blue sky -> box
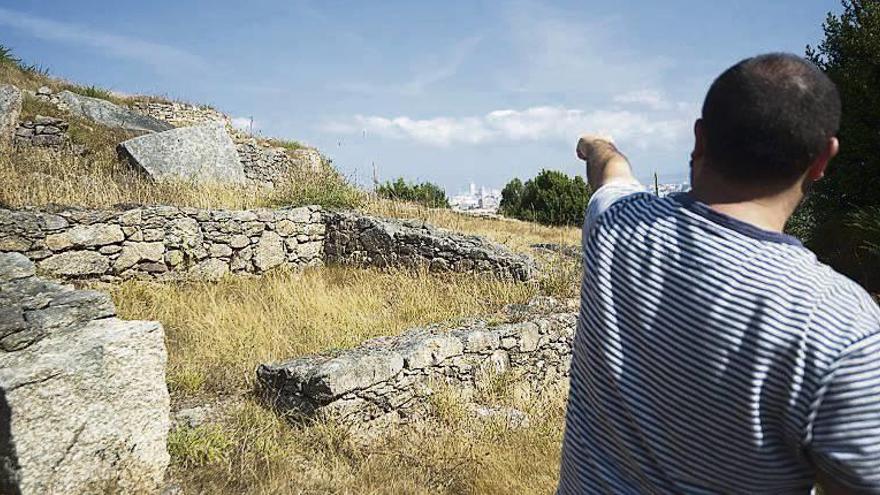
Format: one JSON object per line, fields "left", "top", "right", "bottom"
{"left": 0, "top": 0, "right": 839, "bottom": 193}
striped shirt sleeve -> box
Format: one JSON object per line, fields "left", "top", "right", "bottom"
{"left": 808, "top": 330, "right": 880, "bottom": 492}
{"left": 583, "top": 180, "right": 645, "bottom": 233}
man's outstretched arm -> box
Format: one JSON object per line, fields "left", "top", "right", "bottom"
{"left": 576, "top": 135, "right": 644, "bottom": 232}
{"left": 576, "top": 135, "right": 638, "bottom": 189}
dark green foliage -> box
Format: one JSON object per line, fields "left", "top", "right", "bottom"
{"left": 802, "top": 0, "right": 880, "bottom": 288}
{"left": 499, "top": 178, "right": 524, "bottom": 216}
{"left": 499, "top": 170, "right": 591, "bottom": 226}
{"left": 377, "top": 177, "right": 449, "bottom": 208}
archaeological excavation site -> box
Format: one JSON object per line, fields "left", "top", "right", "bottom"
{"left": 0, "top": 55, "right": 582, "bottom": 494}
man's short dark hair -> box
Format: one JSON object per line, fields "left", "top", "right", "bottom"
{"left": 701, "top": 53, "right": 841, "bottom": 184}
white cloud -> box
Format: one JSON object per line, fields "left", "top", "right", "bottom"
{"left": 323, "top": 105, "right": 690, "bottom": 149}
{"left": 0, "top": 7, "right": 207, "bottom": 75}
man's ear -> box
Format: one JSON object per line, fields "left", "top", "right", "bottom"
{"left": 692, "top": 119, "right": 706, "bottom": 161}
{"left": 808, "top": 136, "right": 839, "bottom": 181}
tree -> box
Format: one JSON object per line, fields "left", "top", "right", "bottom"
{"left": 499, "top": 178, "right": 524, "bottom": 217}
{"left": 499, "top": 170, "right": 592, "bottom": 226}
{"left": 801, "top": 0, "right": 880, "bottom": 288}
{"left": 376, "top": 177, "right": 449, "bottom": 208}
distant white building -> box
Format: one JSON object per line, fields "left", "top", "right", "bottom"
{"left": 450, "top": 182, "right": 502, "bottom": 213}
{"left": 655, "top": 182, "right": 690, "bottom": 197}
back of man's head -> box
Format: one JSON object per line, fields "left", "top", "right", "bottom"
{"left": 700, "top": 53, "right": 841, "bottom": 186}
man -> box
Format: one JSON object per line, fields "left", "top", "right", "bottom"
{"left": 558, "top": 53, "right": 880, "bottom": 494}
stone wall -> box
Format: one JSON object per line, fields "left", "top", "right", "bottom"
{"left": 236, "top": 139, "right": 325, "bottom": 186}
{"left": 0, "top": 206, "right": 535, "bottom": 284}
{"left": 257, "top": 297, "right": 576, "bottom": 428}
{"left": 0, "top": 253, "right": 169, "bottom": 493}
{"left": 0, "top": 206, "right": 325, "bottom": 282}
{"left": 324, "top": 211, "right": 535, "bottom": 281}
{"left": 128, "top": 100, "right": 231, "bottom": 128}
{"left": 13, "top": 115, "right": 71, "bottom": 148}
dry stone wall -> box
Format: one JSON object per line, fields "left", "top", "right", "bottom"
{"left": 0, "top": 206, "right": 534, "bottom": 284}
{"left": 257, "top": 297, "right": 576, "bottom": 428}
{"left": 325, "top": 211, "right": 535, "bottom": 281}
{"left": 13, "top": 115, "right": 71, "bottom": 148}
{"left": 236, "top": 139, "right": 325, "bottom": 186}
{"left": 0, "top": 253, "right": 169, "bottom": 494}
{"left": 0, "top": 206, "right": 325, "bottom": 282}
{"left": 129, "top": 99, "right": 231, "bottom": 128}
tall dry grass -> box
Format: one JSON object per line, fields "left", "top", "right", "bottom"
{"left": 111, "top": 265, "right": 573, "bottom": 494}
{"left": 111, "top": 266, "right": 538, "bottom": 397}
{"left": 365, "top": 198, "right": 580, "bottom": 254}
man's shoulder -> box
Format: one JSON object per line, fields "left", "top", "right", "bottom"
{"left": 807, "top": 261, "right": 880, "bottom": 346}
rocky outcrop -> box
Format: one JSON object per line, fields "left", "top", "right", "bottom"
{"left": 0, "top": 84, "right": 22, "bottom": 144}
{"left": 324, "top": 211, "right": 535, "bottom": 281}
{"left": 54, "top": 90, "right": 173, "bottom": 134}
{"left": 257, "top": 298, "right": 576, "bottom": 428}
{"left": 118, "top": 123, "right": 246, "bottom": 184}
{"left": 0, "top": 253, "right": 169, "bottom": 494}
{"left": 0, "top": 205, "right": 325, "bottom": 282}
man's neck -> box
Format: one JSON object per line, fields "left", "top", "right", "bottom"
{"left": 689, "top": 177, "right": 803, "bottom": 234}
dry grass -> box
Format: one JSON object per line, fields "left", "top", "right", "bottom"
{"left": 111, "top": 266, "right": 538, "bottom": 397}
{"left": 166, "top": 378, "right": 566, "bottom": 495}
{"left": 110, "top": 265, "right": 574, "bottom": 494}
{"left": 364, "top": 198, "right": 580, "bottom": 254}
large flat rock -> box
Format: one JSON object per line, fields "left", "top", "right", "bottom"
{"left": 0, "top": 253, "right": 170, "bottom": 494}
{"left": 55, "top": 90, "right": 173, "bottom": 134}
{"left": 0, "top": 85, "right": 22, "bottom": 144}
{"left": 118, "top": 123, "right": 246, "bottom": 183}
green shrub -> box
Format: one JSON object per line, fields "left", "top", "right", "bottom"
{"left": 499, "top": 170, "right": 591, "bottom": 226}
{"left": 69, "top": 84, "right": 115, "bottom": 101}
{"left": 377, "top": 177, "right": 449, "bottom": 208}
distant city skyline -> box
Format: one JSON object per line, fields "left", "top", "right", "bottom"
{"left": 0, "top": 1, "right": 840, "bottom": 190}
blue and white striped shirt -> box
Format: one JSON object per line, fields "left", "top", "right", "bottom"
{"left": 558, "top": 183, "right": 880, "bottom": 494}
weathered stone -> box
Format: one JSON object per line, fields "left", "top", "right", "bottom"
{"left": 229, "top": 234, "right": 250, "bottom": 249}
{"left": 45, "top": 223, "right": 124, "bottom": 250}
{"left": 118, "top": 123, "right": 245, "bottom": 183}
{"left": 209, "top": 243, "right": 232, "bottom": 258}
{"left": 1, "top": 319, "right": 169, "bottom": 494}
{"left": 165, "top": 250, "right": 184, "bottom": 267}
{"left": 189, "top": 258, "right": 228, "bottom": 281}
{"left": 99, "top": 244, "right": 122, "bottom": 255}
{"left": 298, "top": 241, "right": 323, "bottom": 260}
{"left": 0, "top": 84, "right": 22, "bottom": 143}
{"left": 254, "top": 231, "right": 284, "bottom": 271}
{"left": 55, "top": 90, "right": 173, "bottom": 133}
{"left": 39, "top": 214, "right": 68, "bottom": 231}
{"left": 0, "top": 236, "right": 31, "bottom": 252}
{"left": 39, "top": 251, "right": 109, "bottom": 276}
{"left": 0, "top": 253, "right": 170, "bottom": 493}
{"left": 0, "top": 252, "right": 35, "bottom": 283}
{"left": 113, "top": 242, "right": 165, "bottom": 272}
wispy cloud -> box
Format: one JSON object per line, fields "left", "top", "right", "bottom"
{"left": 231, "top": 116, "right": 257, "bottom": 132}
{"left": 0, "top": 7, "right": 207, "bottom": 75}
{"left": 322, "top": 105, "right": 690, "bottom": 149}
{"left": 332, "top": 35, "right": 482, "bottom": 96}
{"left": 613, "top": 89, "right": 673, "bottom": 111}
{"left": 500, "top": 1, "right": 672, "bottom": 95}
